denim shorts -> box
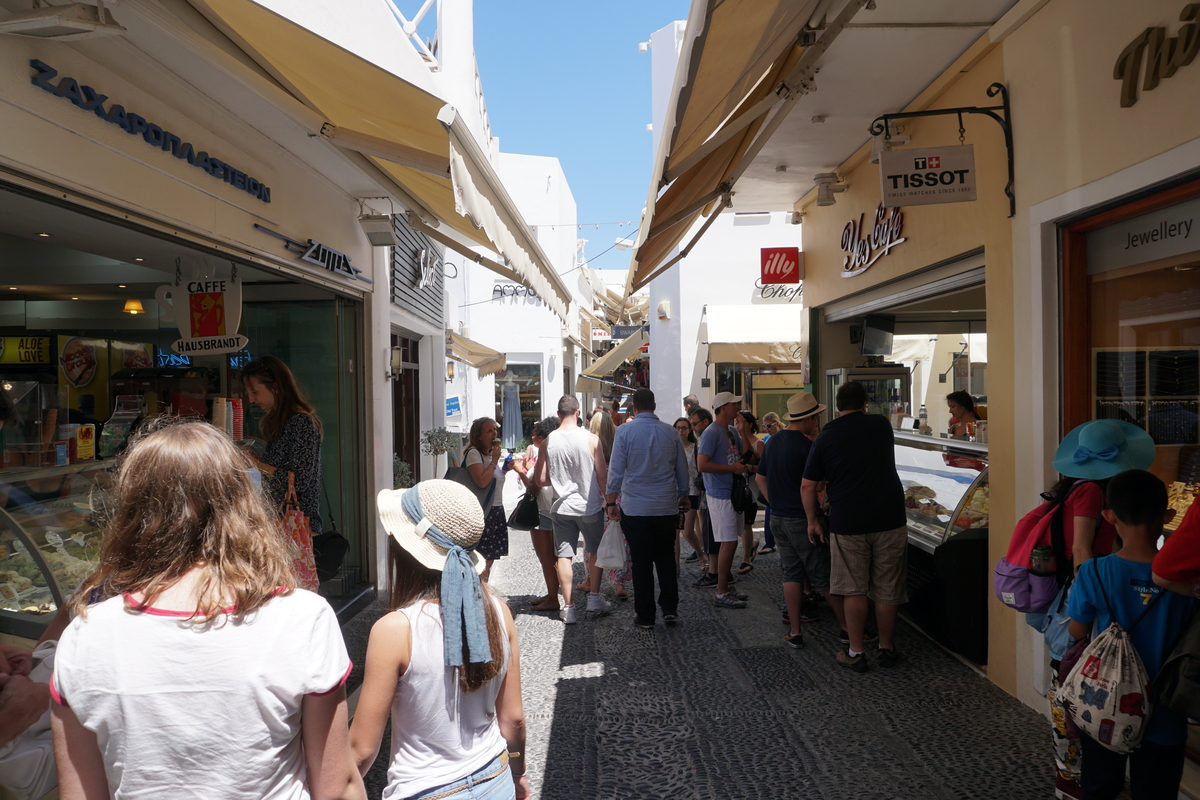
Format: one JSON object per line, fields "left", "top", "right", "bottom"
{"left": 404, "top": 753, "right": 514, "bottom": 800}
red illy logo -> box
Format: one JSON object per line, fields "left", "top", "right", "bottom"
{"left": 760, "top": 247, "right": 801, "bottom": 284}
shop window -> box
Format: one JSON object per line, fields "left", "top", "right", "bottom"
{"left": 1062, "top": 180, "right": 1200, "bottom": 529}
{"left": 495, "top": 364, "right": 540, "bottom": 449}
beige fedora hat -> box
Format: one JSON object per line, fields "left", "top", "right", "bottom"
{"left": 377, "top": 479, "right": 486, "bottom": 574}
{"left": 782, "top": 391, "right": 826, "bottom": 422}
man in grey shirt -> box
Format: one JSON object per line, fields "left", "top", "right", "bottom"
{"left": 606, "top": 389, "right": 689, "bottom": 628}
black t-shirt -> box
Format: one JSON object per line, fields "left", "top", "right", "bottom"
{"left": 756, "top": 430, "right": 813, "bottom": 519}
{"left": 802, "top": 412, "right": 905, "bottom": 536}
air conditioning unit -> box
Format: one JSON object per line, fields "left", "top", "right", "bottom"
{"left": 0, "top": 3, "right": 126, "bottom": 41}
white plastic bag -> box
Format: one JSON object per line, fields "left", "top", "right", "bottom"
{"left": 594, "top": 518, "right": 626, "bottom": 570}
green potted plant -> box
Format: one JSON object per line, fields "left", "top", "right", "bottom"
{"left": 420, "top": 427, "right": 460, "bottom": 477}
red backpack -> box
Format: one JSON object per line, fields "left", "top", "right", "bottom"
{"left": 993, "top": 481, "right": 1096, "bottom": 614}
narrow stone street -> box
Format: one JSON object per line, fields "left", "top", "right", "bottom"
{"left": 343, "top": 488, "right": 1057, "bottom": 800}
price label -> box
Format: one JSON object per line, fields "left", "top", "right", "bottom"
{"left": 45, "top": 532, "right": 69, "bottom": 557}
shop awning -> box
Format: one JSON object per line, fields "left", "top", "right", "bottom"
{"left": 705, "top": 305, "right": 803, "bottom": 364}
{"left": 582, "top": 329, "right": 649, "bottom": 378}
{"left": 625, "top": 0, "right": 867, "bottom": 294}
{"left": 447, "top": 331, "right": 506, "bottom": 377}
{"left": 188, "top": 0, "right": 571, "bottom": 321}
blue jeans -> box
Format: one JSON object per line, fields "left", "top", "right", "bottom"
{"left": 405, "top": 754, "right": 515, "bottom": 800}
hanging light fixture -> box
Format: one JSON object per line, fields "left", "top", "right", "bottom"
{"left": 123, "top": 299, "right": 144, "bottom": 315}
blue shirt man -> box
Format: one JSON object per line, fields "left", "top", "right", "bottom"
{"left": 604, "top": 388, "right": 688, "bottom": 627}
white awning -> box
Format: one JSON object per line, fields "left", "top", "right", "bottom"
{"left": 582, "top": 330, "right": 649, "bottom": 378}
{"left": 705, "top": 305, "right": 803, "bottom": 364}
{"left": 447, "top": 331, "right": 506, "bottom": 377}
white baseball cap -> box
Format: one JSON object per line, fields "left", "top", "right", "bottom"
{"left": 711, "top": 392, "right": 742, "bottom": 410}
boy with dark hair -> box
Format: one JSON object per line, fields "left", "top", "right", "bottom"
{"left": 1067, "top": 469, "right": 1198, "bottom": 800}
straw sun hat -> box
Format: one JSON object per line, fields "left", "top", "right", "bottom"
{"left": 377, "top": 479, "right": 486, "bottom": 575}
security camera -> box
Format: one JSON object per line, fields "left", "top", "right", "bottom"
{"left": 814, "top": 173, "right": 848, "bottom": 207}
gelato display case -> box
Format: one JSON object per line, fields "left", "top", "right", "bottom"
{"left": 0, "top": 460, "right": 111, "bottom": 641}
{"left": 894, "top": 431, "right": 989, "bottom": 664}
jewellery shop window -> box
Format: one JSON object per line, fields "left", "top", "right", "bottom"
{"left": 1064, "top": 189, "right": 1200, "bottom": 534}
{"left": 495, "top": 365, "right": 540, "bottom": 450}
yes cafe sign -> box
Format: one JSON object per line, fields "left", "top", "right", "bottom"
{"left": 841, "top": 204, "right": 906, "bottom": 278}
{"left": 155, "top": 276, "right": 248, "bottom": 355}
{"left": 754, "top": 247, "right": 803, "bottom": 303}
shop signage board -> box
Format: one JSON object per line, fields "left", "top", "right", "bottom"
{"left": 879, "top": 145, "right": 976, "bottom": 208}
{"left": 253, "top": 224, "right": 371, "bottom": 284}
{"left": 752, "top": 281, "right": 803, "bottom": 304}
{"left": 0, "top": 337, "right": 51, "bottom": 365}
{"left": 156, "top": 277, "right": 248, "bottom": 355}
{"left": 1085, "top": 195, "right": 1200, "bottom": 275}
{"left": 841, "top": 204, "right": 906, "bottom": 278}
{"left": 760, "top": 247, "right": 803, "bottom": 284}
{"left": 611, "top": 325, "right": 646, "bottom": 340}
{"left": 29, "top": 60, "right": 272, "bottom": 204}
{"left": 446, "top": 396, "right": 462, "bottom": 417}
{"left": 1114, "top": 4, "right": 1200, "bottom": 107}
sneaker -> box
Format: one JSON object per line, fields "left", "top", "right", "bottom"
{"left": 784, "top": 632, "right": 805, "bottom": 649}
{"left": 663, "top": 613, "right": 679, "bottom": 626}
{"left": 836, "top": 648, "right": 868, "bottom": 673}
{"left": 633, "top": 616, "right": 654, "bottom": 629}
{"left": 1054, "top": 775, "right": 1082, "bottom": 800}
{"left": 727, "top": 589, "right": 749, "bottom": 601}
{"left": 563, "top": 605, "right": 577, "bottom": 625}
{"left": 838, "top": 628, "right": 880, "bottom": 646}
{"left": 692, "top": 573, "right": 718, "bottom": 588}
{"left": 713, "top": 593, "right": 747, "bottom": 609}
{"left": 586, "top": 594, "right": 613, "bottom": 615}
{"left": 684, "top": 551, "right": 699, "bottom": 563}
{"left": 877, "top": 647, "right": 901, "bottom": 668}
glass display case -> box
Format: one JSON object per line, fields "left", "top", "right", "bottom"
{"left": 0, "top": 460, "right": 111, "bottom": 640}
{"left": 894, "top": 430, "right": 989, "bottom": 553}
{"left": 825, "top": 366, "right": 912, "bottom": 422}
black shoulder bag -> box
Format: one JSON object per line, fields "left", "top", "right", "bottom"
{"left": 313, "top": 483, "right": 350, "bottom": 583}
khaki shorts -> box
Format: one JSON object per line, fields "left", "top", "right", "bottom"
{"left": 829, "top": 526, "right": 909, "bottom": 605}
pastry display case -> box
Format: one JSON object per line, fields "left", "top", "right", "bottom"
{"left": 894, "top": 430, "right": 989, "bottom": 665}
{"left": 0, "top": 460, "right": 111, "bottom": 640}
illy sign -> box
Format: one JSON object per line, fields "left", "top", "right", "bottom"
{"left": 880, "top": 145, "right": 976, "bottom": 208}
{"left": 760, "top": 247, "right": 803, "bottom": 284}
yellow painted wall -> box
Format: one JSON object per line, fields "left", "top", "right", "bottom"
{"left": 797, "top": 42, "right": 1019, "bottom": 692}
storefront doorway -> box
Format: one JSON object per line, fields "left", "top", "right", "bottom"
{"left": 391, "top": 332, "right": 421, "bottom": 484}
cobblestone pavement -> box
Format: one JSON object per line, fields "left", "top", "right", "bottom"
{"left": 343, "top": 488, "right": 1056, "bottom": 800}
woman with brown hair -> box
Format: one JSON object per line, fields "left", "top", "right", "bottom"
{"left": 241, "top": 356, "right": 324, "bottom": 536}
{"left": 463, "top": 417, "right": 508, "bottom": 582}
{"left": 351, "top": 480, "right": 527, "bottom": 800}
{"left": 50, "top": 421, "right": 363, "bottom": 800}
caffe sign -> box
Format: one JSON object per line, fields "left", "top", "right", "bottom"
{"left": 841, "top": 204, "right": 906, "bottom": 278}
{"left": 156, "top": 275, "right": 248, "bottom": 355}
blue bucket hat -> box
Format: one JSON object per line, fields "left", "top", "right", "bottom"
{"left": 1052, "top": 419, "right": 1157, "bottom": 480}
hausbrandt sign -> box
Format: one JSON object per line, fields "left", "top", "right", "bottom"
{"left": 879, "top": 145, "right": 976, "bottom": 208}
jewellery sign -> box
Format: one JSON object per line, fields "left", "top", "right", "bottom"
{"left": 841, "top": 204, "right": 906, "bottom": 278}
{"left": 155, "top": 276, "right": 248, "bottom": 355}
{"left": 879, "top": 145, "right": 976, "bottom": 208}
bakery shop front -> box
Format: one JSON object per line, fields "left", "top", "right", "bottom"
{"left": 0, "top": 32, "right": 380, "bottom": 644}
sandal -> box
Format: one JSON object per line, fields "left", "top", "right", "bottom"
{"left": 737, "top": 561, "right": 754, "bottom": 575}
{"left": 614, "top": 586, "right": 629, "bottom": 600}
{"left": 749, "top": 542, "right": 759, "bottom": 563}
{"left": 758, "top": 546, "right": 776, "bottom": 555}
{"left": 530, "top": 599, "right": 561, "bottom": 612}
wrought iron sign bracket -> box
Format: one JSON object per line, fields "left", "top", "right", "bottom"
{"left": 868, "top": 82, "right": 1014, "bottom": 217}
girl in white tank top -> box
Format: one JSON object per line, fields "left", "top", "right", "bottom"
{"left": 351, "top": 480, "right": 529, "bottom": 800}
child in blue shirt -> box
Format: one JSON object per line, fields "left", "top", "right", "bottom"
{"left": 1067, "top": 469, "right": 1198, "bottom": 800}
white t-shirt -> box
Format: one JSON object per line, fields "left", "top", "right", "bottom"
{"left": 52, "top": 590, "right": 351, "bottom": 800}
{"left": 464, "top": 447, "right": 505, "bottom": 508}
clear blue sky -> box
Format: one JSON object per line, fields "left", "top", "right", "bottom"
{"left": 472, "top": 1, "right": 689, "bottom": 276}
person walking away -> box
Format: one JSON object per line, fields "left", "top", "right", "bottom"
{"left": 734, "top": 411, "right": 764, "bottom": 575}
{"left": 513, "top": 416, "right": 561, "bottom": 611}
{"left": 533, "top": 396, "right": 611, "bottom": 624}
{"left": 605, "top": 389, "right": 689, "bottom": 628}
{"left": 698, "top": 393, "right": 750, "bottom": 609}
{"left": 352, "top": 480, "right": 528, "bottom": 800}
{"left": 462, "top": 417, "right": 509, "bottom": 582}
{"left": 757, "top": 393, "right": 847, "bottom": 649}
{"left": 802, "top": 381, "right": 906, "bottom": 672}
{"left": 1038, "top": 418, "right": 1157, "bottom": 798}
{"left": 1066, "top": 470, "right": 1196, "bottom": 800}
{"left": 51, "top": 421, "right": 363, "bottom": 800}
{"left": 758, "top": 412, "right": 782, "bottom": 554}
{"left": 675, "top": 417, "right": 705, "bottom": 570}
{"left": 590, "top": 410, "right": 630, "bottom": 599}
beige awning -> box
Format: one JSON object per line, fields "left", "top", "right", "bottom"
{"left": 575, "top": 375, "right": 634, "bottom": 394}
{"left": 582, "top": 330, "right": 649, "bottom": 378}
{"left": 447, "top": 331, "right": 506, "bottom": 377}
{"left": 188, "top": 0, "right": 571, "bottom": 320}
{"left": 705, "top": 305, "right": 803, "bottom": 364}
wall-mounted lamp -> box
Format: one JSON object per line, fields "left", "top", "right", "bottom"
{"left": 446, "top": 360, "right": 456, "bottom": 383}
{"left": 657, "top": 300, "right": 671, "bottom": 321}
{"left": 358, "top": 214, "right": 400, "bottom": 247}
{"left": 814, "top": 173, "right": 848, "bottom": 207}
{"left": 122, "top": 299, "right": 144, "bottom": 315}
{"left": 386, "top": 346, "right": 404, "bottom": 380}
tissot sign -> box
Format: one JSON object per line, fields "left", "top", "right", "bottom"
{"left": 880, "top": 145, "right": 976, "bottom": 208}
